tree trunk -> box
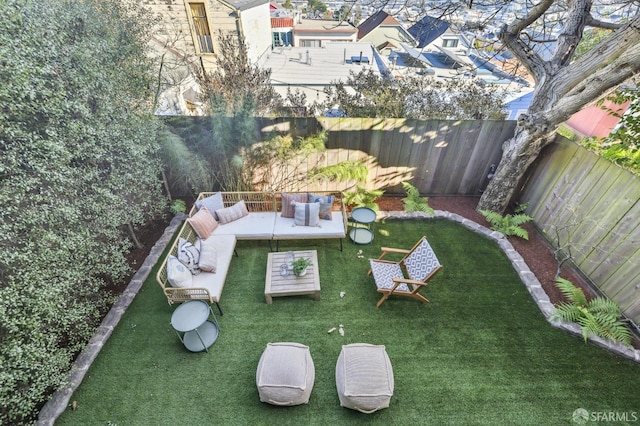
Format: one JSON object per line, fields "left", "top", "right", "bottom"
{"left": 477, "top": 123, "right": 554, "bottom": 213}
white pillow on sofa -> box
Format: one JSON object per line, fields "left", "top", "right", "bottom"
{"left": 177, "top": 237, "right": 201, "bottom": 275}
{"left": 292, "top": 202, "right": 321, "bottom": 227}
{"left": 198, "top": 237, "right": 218, "bottom": 273}
{"left": 167, "top": 255, "right": 193, "bottom": 288}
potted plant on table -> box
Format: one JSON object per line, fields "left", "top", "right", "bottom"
{"left": 291, "top": 257, "right": 313, "bottom": 277}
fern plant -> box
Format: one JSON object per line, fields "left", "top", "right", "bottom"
{"left": 342, "top": 186, "right": 384, "bottom": 212}
{"left": 401, "top": 182, "right": 434, "bottom": 214}
{"left": 551, "top": 278, "right": 632, "bottom": 347}
{"left": 480, "top": 203, "right": 532, "bottom": 240}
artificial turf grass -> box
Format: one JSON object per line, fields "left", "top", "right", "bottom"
{"left": 57, "top": 219, "right": 640, "bottom": 425}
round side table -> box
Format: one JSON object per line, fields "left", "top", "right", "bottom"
{"left": 171, "top": 300, "right": 219, "bottom": 353}
{"left": 349, "top": 207, "right": 376, "bottom": 245}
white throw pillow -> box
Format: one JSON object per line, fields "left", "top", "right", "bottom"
{"left": 177, "top": 237, "right": 201, "bottom": 275}
{"left": 198, "top": 237, "right": 218, "bottom": 273}
{"left": 166, "top": 255, "right": 193, "bottom": 288}
{"left": 196, "top": 192, "right": 224, "bottom": 220}
{"left": 292, "top": 202, "right": 321, "bottom": 227}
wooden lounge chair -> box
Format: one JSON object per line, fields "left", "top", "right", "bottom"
{"left": 368, "top": 236, "right": 442, "bottom": 308}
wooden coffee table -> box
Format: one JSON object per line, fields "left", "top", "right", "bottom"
{"left": 265, "top": 250, "right": 320, "bottom": 304}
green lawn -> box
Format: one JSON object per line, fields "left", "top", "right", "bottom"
{"left": 57, "top": 219, "right": 640, "bottom": 425}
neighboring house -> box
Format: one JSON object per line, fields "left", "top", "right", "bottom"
{"left": 565, "top": 100, "right": 630, "bottom": 138}
{"left": 408, "top": 15, "right": 449, "bottom": 49}
{"left": 259, "top": 41, "right": 385, "bottom": 106}
{"left": 357, "top": 10, "right": 415, "bottom": 54}
{"left": 505, "top": 91, "right": 534, "bottom": 120}
{"left": 143, "top": 0, "right": 272, "bottom": 115}
{"left": 293, "top": 19, "right": 358, "bottom": 47}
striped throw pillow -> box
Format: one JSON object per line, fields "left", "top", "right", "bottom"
{"left": 216, "top": 200, "right": 249, "bottom": 224}
{"left": 293, "top": 202, "right": 321, "bottom": 227}
{"left": 187, "top": 206, "right": 218, "bottom": 239}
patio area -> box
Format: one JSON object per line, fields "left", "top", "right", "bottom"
{"left": 56, "top": 218, "right": 640, "bottom": 425}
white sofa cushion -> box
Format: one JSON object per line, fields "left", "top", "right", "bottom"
{"left": 273, "top": 211, "right": 345, "bottom": 239}
{"left": 190, "top": 234, "right": 236, "bottom": 302}
{"left": 212, "top": 212, "right": 277, "bottom": 240}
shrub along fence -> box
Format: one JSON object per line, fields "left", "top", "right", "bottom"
{"left": 519, "top": 136, "right": 640, "bottom": 324}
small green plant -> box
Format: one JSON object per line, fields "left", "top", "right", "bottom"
{"left": 169, "top": 199, "right": 187, "bottom": 215}
{"left": 291, "top": 257, "right": 313, "bottom": 276}
{"left": 480, "top": 202, "right": 532, "bottom": 240}
{"left": 342, "top": 185, "right": 384, "bottom": 212}
{"left": 401, "top": 181, "right": 434, "bottom": 214}
{"left": 551, "top": 278, "right": 632, "bottom": 347}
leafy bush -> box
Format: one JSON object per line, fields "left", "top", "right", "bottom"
{"left": 0, "top": 0, "right": 165, "bottom": 423}
{"left": 401, "top": 182, "right": 434, "bottom": 214}
{"left": 343, "top": 186, "right": 384, "bottom": 211}
{"left": 551, "top": 278, "right": 632, "bottom": 347}
{"left": 480, "top": 203, "right": 532, "bottom": 240}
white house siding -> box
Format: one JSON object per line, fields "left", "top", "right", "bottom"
{"left": 238, "top": 4, "right": 272, "bottom": 64}
{"left": 359, "top": 27, "right": 414, "bottom": 51}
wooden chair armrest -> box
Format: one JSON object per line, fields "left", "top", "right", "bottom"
{"left": 392, "top": 277, "right": 427, "bottom": 286}
{"left": 376, "top": 247, "right": 410, "bottom": 261}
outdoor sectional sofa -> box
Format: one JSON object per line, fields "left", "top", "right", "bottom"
{"left": 156, "top": 191, "right": 347, "bottom": 311}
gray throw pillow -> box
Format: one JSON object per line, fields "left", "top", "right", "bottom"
{"left": 292, "top": 202, "right": 321, "bottom": 227}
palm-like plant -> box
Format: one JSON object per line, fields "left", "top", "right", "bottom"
{"left": 479, "top": 203, "right": 532, "bottom": 240}
{"left": 552, "top": 278, "right": 632, "bottom": 347}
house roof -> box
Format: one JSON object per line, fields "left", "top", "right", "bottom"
{"left": 272, "top": 17, "right": 294, "bottom": 28}
{"left": 227, "top": 0, "right": 270, "bottom": 11}
{"left": 259, "top": 42, "right": 382, "bottom": 88}
{"left": 408, "top": 16, "right": 449, "bottom": 48}
{"left": 357, "top": 10, "right": 402, "bottom": 40}
{"left": 293, "top": 19, "right": 357, "bottom": 35}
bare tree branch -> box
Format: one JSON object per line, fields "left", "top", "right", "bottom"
{"left": 586, "top": 15, "right": 625, "bottom": 30}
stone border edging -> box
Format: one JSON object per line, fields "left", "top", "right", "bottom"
{"left": 38, "top": 209, "right": 640, "bottom": 424}
{"left": 381, "top": 210, "right": 640, "bottom": 363}
{"left": 37, "top": 213, "right": 187, "bottom": 426}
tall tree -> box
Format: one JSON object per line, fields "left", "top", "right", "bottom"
{"left": 324, "top": 69, "right": 506, "bottom": 119}
{"left": 476, "top": 2, "right": 640, "bottom": 212}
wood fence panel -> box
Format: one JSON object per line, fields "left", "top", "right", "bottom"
{"left": 459, "top": 122, "right": 490, "bottom": 194}
{"left": 520, "top": 137, "right": 640, "bottom": 324}
{"left": 521, "top": 142, "right": 576, "bottom": 221}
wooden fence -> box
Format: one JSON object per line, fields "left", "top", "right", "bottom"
{"left": 519, "top": 137, "right": 640, "bottom": 324}
{"left": 256, "top": 117, "right": 516, "bottom": 195}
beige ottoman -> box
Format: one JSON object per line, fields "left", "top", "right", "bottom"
{"left": 335, "top": 343, "right": 394, "bottom": 413}
{"left": 256, "top": 342, "right": 315, "bottom": 406}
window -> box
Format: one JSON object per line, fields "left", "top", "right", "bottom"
{"left": 273, "top": 31, "right": 293, "bottom": 47}
{"left": 190, "top": 3, "right": 213, "bottom": 53}
{"left": 301, "top": 40, "right": 321, "bottom": 48}
{"left": 442, "top": 39, "right": 458, "bottom": 48}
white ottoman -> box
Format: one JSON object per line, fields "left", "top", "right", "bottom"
{"left": 335, "top": 343, "right": 394, "bottom": 413}
{"left": 256, "top": 342, "right": 315, "bottom": 406}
